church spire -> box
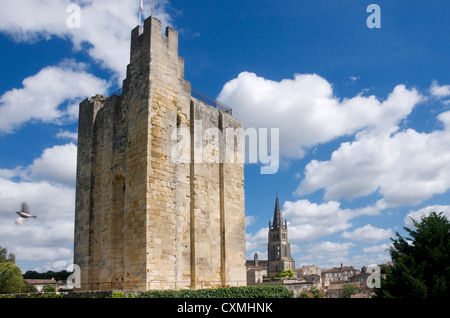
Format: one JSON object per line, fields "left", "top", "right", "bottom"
{"left": 272, "top": 194, "right": 283, "bottom": 229}
{"left": 267, "top": 194, "right": 295, "bottom": 277}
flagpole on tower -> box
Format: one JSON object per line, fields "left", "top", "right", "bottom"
{"left": 139, "top": 0, "right": 143, "bottom": 27}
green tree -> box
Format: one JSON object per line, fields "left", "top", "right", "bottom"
{"left": 22, "top": 280, "right": 38, "bottom": 293}
{"left": 298, "top": 289, "right": 313, "bottom": 298}
{"left": 340, "top": 283, "right": 359, "bottom": 298}
{"left": 376, "top": 212, "right": 450, "bottom": 298}
{"left": 44, "top": 285, "right": 56, "bottom": 293}
{"left": 298, "top": 286, "right": 326, "bottom": 298}
{"left": 0, "top": 262, "right": 25, "bottom": 294}
{"left": 276, "top": 269, "right": 294, "bottom": 278}
{"left": 0, "top": 246, "right": 15, "bottom": 264}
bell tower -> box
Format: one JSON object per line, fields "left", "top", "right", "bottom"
{"left": 267, "top": 195, "right": 295, "bottom": 277}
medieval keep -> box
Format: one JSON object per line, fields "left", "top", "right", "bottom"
{"left": 74, "top": 16, "right": 246, "bottom": 291}
{"left": 267, "top": 195, "right": 295, "bottom": 277}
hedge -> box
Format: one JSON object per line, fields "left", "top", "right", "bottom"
{"left": 0, "top": 285, "right": 294, "bottom": 298}
{"left": 137, "top": 285, "right": 293, "bottom": 298}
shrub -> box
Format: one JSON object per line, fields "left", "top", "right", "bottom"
{"left": 275, "top": 270, "right": 294, "bottom": 278}
{"left": 44, "top": 285, "right": 56, "bottom": 293}
{"left": 107, "top": 291, "right": 127, "bottom": 298}
{"left": 25, "top": 292, "right": 64, "bottom": 298}
{"left": 139, "top": 285, "right": 293, "bottom": 298}
{"left": 298, "top": 286, "right": 325, "bottom": 298}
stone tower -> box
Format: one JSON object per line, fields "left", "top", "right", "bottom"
{"left": 74, "top": 16, "right": 246, "bottom": 291}
{"left": 267, "top": 195, "right": 295, "bottom": 277}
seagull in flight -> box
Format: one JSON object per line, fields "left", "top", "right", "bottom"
{"left": 15, "top": 202, "right": 37, "bottom": 225}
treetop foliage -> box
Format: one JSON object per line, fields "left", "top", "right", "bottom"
{"left": 376, "top": 212, "right": 450, "bottom": 298}
{"left": 0, "top": 246, "right": 15, "bottom": 264}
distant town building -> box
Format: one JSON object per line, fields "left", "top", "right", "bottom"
{"left": 24, "top": 279, "right": 59, "bottom": 292}
{"left": 322, "top": 264, "right": 358, "bottom": 287}
{"left": 246, "top": 253, "right": 268, "bottom": 285}
{"left": 245, "top": 194, "right": 389, "bottom": 297}
{"left": 296, "top": 265, "right": 322, "bottom": 285}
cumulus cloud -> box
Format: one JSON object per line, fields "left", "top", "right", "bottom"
{"left": 245, "top": 215, "right": 257, "bottom": 227}
{"left": 342, "top": 224, "right": 393, "bottom": 243}
{"left": 1, "top": 143, "right": 77, "bottom": 187}
{"left": 0, "top": 143, "right": 77, "bottom": 271}
{"left": 363, "top": 243, "right": 391, "bottom": 254}
{"left": 245, "top": 198, "right": 382, "bottom": 258}
{"left": 56, "top": 129, "right": 78, "bottom": 141}
{"left": 405, "top": 205, "right": 450, "bottom": 227}
{"left": 0, "top": 62, "right": 109, "bottom": 133}
{"left": 430, "top": 80, "right": 450, "bottom": 98}
{"left": 246, "top": 228, "right": 268, "bottom": 253}
{"left": 27, "top": 143, "right": 77, "bottom": 186}
{"left": 0, "top": 178, "right": 75, "bottom": 229}
{"left": 297, "top": 241, "right": 355, "bottom": 268}
{"left": 0, "top": 0, "right": 172, "bottom": 79}
{"left": 0, "top": 177, "right": 75, "bottom": 271}
{"left": 297, "top": 110, "right": 450, "bottom": 208}
{"left": 0, "top": 143, "right": 77, "bottom": 210}
{"left": 218, "top": 72, "right": 422, "bottom": 160}
{"left": 282, "top": 199, "right": 378, "bottom": 242}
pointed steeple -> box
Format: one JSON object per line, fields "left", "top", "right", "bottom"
{"left": 267, "top": 194, "right": 295, "bottom": 277}
{"left": 272, "top": 194, "right": 282, "bottom": 229}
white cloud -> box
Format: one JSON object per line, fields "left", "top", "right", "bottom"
{"left": 27, "top": 143, "right": 77, "bottom": 186}
{"left": 56, "top": 129, "right": 78, "bottom": 141}
{"left": 2, "top": 143, "right": 77, "bottom": 187}
{"left": 405, "top": 205, "right": 450, "bottom": 227}
{"left": 282, "top": 199, "right": 378, "bottom": 242}
{"left": 347, "top": 253, "right": 392, "bottom": 270}
{"left": 245, "top": 215, "right": 257, "bottom": 227}
{"left": 363, "top": 243, "right": 391, "bottom": 254}
{"left": 342, "top": 225, "right": 393, "bottom": 243}
{"left": 246, "top": 228, "right": 268, "bottom": 253}
{"left": 247, "top": 250, "right": 268, "bottom": 261}
{"left": 218, "top": 72, "right": 422, "bottom": 160}
{"left": 297, "top": 110, "right": 450, "bottom": 208}
{"left": 0, "top": 178, "right": 75, "bottom": 223}
{"left": 0, "top": 143, "right": 77, "bottom": 272}
{"left": 0, "top": 62, "right": 109, "bottom": 133}
{"left": 0, "top": 177, "right": 75, "bottom": 272}
{"left": 297, "top": 241, "right": 355, "bottom": 268}
{"left": 430, "top": 80, "right": 450, "bottom": 98}
{"left": 0, "top": 0, "right": 173, "bottom": 79}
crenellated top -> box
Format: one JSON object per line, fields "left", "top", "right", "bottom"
{"left": 130, "top": 16, "right": 179, "bottom": 65}
{"left": 123, "top": 15, "right": 186, "bottom": 100}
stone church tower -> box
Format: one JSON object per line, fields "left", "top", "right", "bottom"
{"left": 74, "top": 17, "right": 246, "bottom": 291}
{"left": 267, "top": 195, "right": 295, "bottom": 277}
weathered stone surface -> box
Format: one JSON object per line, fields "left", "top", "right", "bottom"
{"left": 74, "top": 17, "right": 246, "bottom": 291}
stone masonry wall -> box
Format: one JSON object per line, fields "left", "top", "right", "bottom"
{"left": 74, "top": 17, "right": 246, "bottom": 291}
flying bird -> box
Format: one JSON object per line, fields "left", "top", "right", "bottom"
{"left": 15, "top": 202, "right": 37, "bottom": 225}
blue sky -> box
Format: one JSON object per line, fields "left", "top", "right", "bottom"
{"left": 0, "top": 0, "right": 449, "bottom": 273}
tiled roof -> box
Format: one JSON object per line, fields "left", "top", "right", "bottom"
{"left": 24, "top": 279, "right": 57, "bottom": 284}
{"left": 322, "top": 266, "right": 355, "bottom": 273}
